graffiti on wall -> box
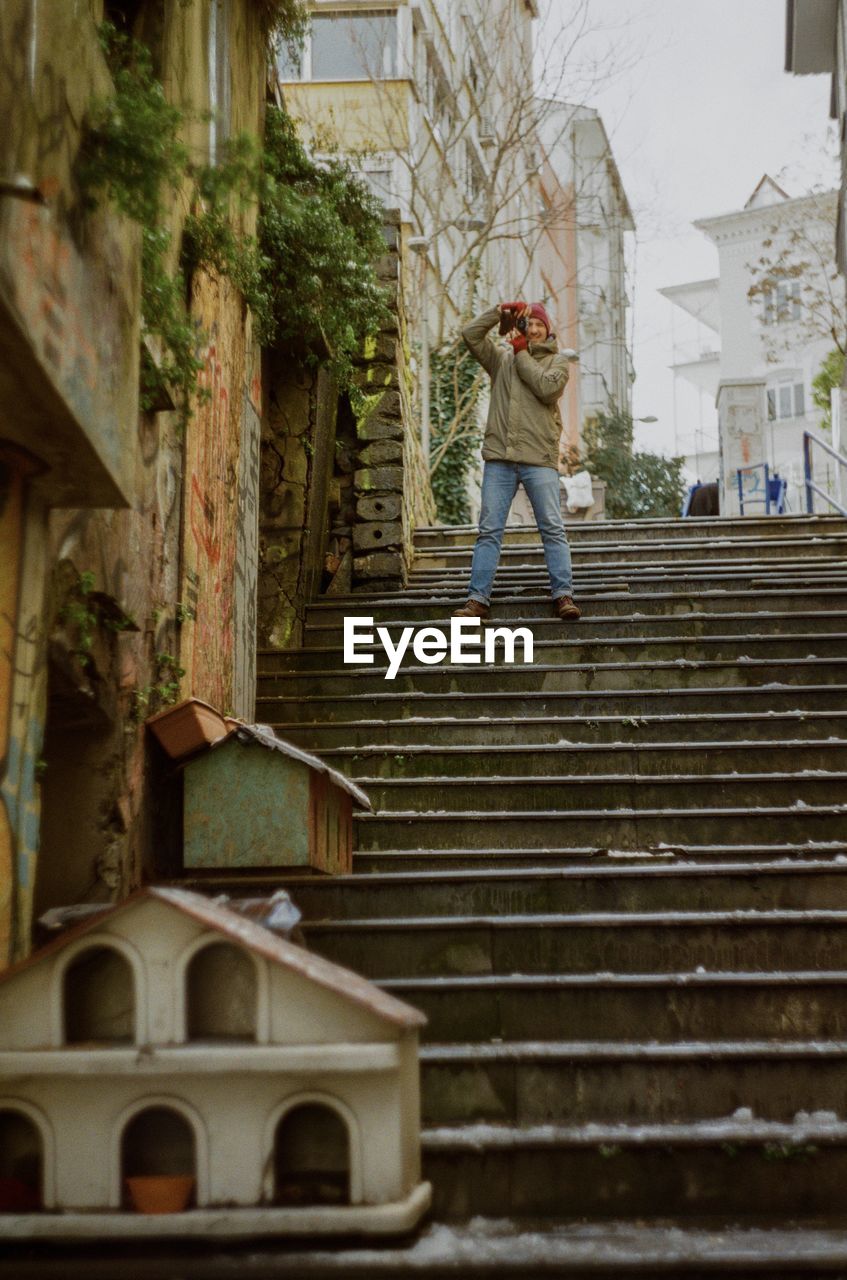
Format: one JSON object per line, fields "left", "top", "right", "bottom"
{"left": 180, "top": 270, "right": 241, "bottom": 713}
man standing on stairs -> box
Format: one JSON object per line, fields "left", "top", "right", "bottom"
{"left": 453, "top": 302, "right": 581, "bottom": 622}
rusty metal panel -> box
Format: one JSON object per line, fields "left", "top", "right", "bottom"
{"left": 183, "top": 739, "right": 310, "bottom": 869}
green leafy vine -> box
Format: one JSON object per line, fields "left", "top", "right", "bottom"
{"left": 77, "top": 22, "right": 388, "bottom": 420}
{"left": 429, "top": 341, "right": 483, "bottom": 525}
{"left": 132, "top": 652, "right": 186, "bottom": 721}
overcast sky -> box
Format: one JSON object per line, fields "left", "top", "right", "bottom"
{"left": 540, "top": 0, "right": 838, "bottom": 456}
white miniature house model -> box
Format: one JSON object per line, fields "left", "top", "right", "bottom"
{"left": 0, "top": 887, "right": 430, "bottom": 1239}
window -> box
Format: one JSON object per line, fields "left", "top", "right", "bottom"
{"left": 352, "top": 156, "right": 395, "bottom": 207}
{"left": 465, "top": 142, "right": 485, "bottom": 204}
{"left": 762, "top": 279, "right": 802, "bottom": 324}
{"left": 360, "top": 167, "right": 394, "bottom": 205}
{"left": 280, "top": 11, "right": 398, "bottom": 81}
{"left": 426, "top": 51, "right": 454, "bottom": 141}
{"left": 278, "top": 39, "right": 303, "bottom": 80}
{"left": 463, "top": 16, "right": 492, "bottom": 100}
{"left": 767, "top": 381, "right": 806, "bottom": 421}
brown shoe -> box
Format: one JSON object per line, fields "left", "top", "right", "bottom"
{"left": 553, "top": 595, "right": 581, "bottom": 621}
{"left": 452, "top": 599, "right": 491, "bottom": 620}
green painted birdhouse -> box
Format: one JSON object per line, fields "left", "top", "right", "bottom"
{"left": 181, "top": 724, "right": 369, "bottom": 875}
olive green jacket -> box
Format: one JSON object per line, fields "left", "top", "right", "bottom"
{"left": 462, "top": 305, "right": 569, "bottom": 469}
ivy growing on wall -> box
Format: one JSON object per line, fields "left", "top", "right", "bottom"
{"left": 258, "top": 105, "right": 390, "bottom": 387}
{"left": 77, "top": 24, "right": 201, "bottom": 412}
{"left": 77, "top": 22, "right": 387, "bottom": 417}
{"left": 429, "top": 342, "right": 483, "bottom": 525}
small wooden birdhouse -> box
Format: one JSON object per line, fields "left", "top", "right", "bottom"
{"left": 180, "top": 724, "right": 370, "bottom": 876}
{"left": 0, "top": 887, "right": 429, "bottom": 1240}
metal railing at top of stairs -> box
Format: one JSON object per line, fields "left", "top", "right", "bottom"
{"left": 735, "top": 462, "right": 787, "bottom": 516}
{"left": 803, "top": 429, "right": 847, "bottom": 516}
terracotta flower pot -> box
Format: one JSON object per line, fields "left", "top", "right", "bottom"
{"left": 146, "top": 698, "right": 230, "bottom": 760}
{"left": 126, "top": 1174, "right": 194, "bottom": 1215}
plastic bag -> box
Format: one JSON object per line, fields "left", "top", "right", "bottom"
{"left": 560, "top": 470, "right": 594, "bottom": 511}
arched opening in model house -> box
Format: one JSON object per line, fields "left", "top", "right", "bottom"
{"left": 274, "top": 1103, "right": 351, "bottom": 1206}
{"left": 121, "top": 1107, "right": 196, "bottom": 1211}
{"left": 185, "top": 941, "right": 257, "bottom": 1041}
{"left": 0, "top": 1110, "right": 43, "bottom": 1211}
{"left": 63, "top": 945, "right": 134, "bottom": 1044}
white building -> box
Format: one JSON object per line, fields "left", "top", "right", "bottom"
{"left": 657, "top": 277, "right": 721, "bottom": 484}
{"left": 0, "top": 887, "right": 429, "bottom": 1239}
{"left": 662, "top": 176, "right": 840, "bottom": 512}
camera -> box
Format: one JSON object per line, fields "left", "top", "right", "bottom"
{"left": 515, "top": 314, "right": 528, "bottom": 335}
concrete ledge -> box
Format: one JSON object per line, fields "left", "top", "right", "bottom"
{"left": 1, "top": 1180, "right": 432, "bottom": 1240}
{"left": 0, "top": 1043, "right": 400, "bottom": 1075}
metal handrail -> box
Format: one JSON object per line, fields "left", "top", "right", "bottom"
{"left": 803, "top": 430, "right": 847, "bottom": 516}
{"left": 736, "top": 463, "right": 788, "bottom": 517}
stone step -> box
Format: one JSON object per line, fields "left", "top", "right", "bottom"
{"left": 352, "top": 843, "right": 847, "bottom": 873}
{"left": 260, "top": 860, "right": 847, "bottom": 921}
{"left": 338, "top": 564, "right": 847, "bottom": 595}
{"left": 354, "top": 805, "right": 847, "bottom": 850}
{"left": 411, "top": 542, "right": 847, "bottom": 568}
{"left": 412, "top": 514, "right": 847, "bottom": 546}
{"left": 381, "top": 969, "right": 847, "bottom": 1044}
{"left": 412, "top": 535, "right": 847, "bottom": 569}
{"left": 405, "top": 576, "right": 847, "bottom": 605}
{"left": 267, "top": 712, "right": 847, "bottom": 750}
{"left": 419, "top": 1040, "right": 847, "bottom": 1125}
{"left": 19, "top": 1219, "right": 847, "bottom": 1277}
{"left": 353, "top": 772, "right": 847, "bottom": 813}
{"left": 255, "top": 656, "right": 847, "bottom": 699}
{"left": 253, "top": 511, "right": 847, "bottom": 1249}
{"left": 409, "top": 563, "right": 844, "bottom": 583}
{"left": 301, "top": 609, "right": 847, "bottom": 647}
{"left": 305, "top": 587, "right": 847, "bottom": 626}
{"left": 422, "top": 1118, "right": 847, "bottom": 1219}
{"left": 256, "top": 685, "right": 847, "bottom": 727}
{"left": 313, "top": 742, "right": 847, "bottom": 782}
{"left": 265, "top": 633, "right": 847, "bottom": 674}
{"left": 301, "top": 909, "right": 847, "bottom": 978}
{"left": 409, "top": 565, "right": 847, "bottom": 588}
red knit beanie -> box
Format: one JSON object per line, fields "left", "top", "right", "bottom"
{"left": 528, "top": 303, "right": 552, "bottom": 335}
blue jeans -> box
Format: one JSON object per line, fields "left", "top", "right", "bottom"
{"left": 468, "top": 461, "right": 574, "bottom": 605}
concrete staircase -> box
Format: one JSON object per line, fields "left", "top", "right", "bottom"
{"left": 251, "top": 513, "right": 847, "bottom": 1272}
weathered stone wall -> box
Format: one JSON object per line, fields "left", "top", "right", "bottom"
{"left": 0, "top": 0, "right": 267, "bottom": 964}
{"left": 332, "top": 212, "right": 435, "bottom": 595}
{"left": 260, "top": 214, "right": 435, "bottom": 634}
{"left": 259, "top": 360, "right": 339, "bottom": 649}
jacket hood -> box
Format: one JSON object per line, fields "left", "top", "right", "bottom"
{"left": 529, "top": 334, "right": 558, "bottom": 357}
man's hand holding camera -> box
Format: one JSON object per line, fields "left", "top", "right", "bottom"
{"left": 498, "top": 301, "right": 532, "bottom": 353}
